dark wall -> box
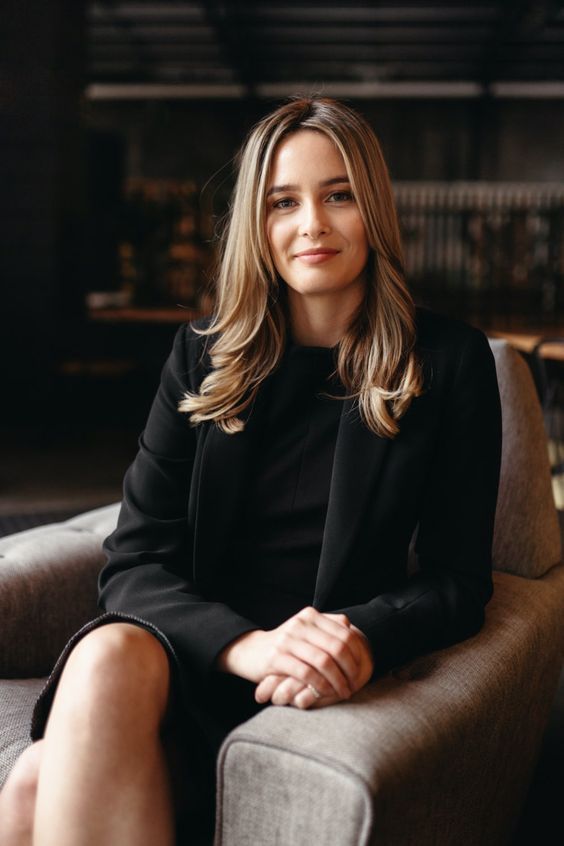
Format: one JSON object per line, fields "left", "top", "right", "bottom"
{"left": 85, "top": 96, "right": 564, "bottom": 185}
{"left": 1, "top": 0, "right": 87, "bottom": 424}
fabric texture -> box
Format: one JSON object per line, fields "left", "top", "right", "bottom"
{"left": 217, "top": 566, "right": 564, "bottom": 846}
{"left": 489, "top": 339, "right": 561, "bottom": 577}
{"left": 0, "top": 503, "right": 117, "bottom": 677}
{"left": 0, "top": 680, "right": 44, "bottom": 787}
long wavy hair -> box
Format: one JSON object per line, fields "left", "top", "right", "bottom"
{"left": 179, "top": 96, "right": 424, "bottom": 437}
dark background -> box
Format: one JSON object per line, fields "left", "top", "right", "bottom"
{"left": 3, "top": 1, "right": 564, "bottom": 433}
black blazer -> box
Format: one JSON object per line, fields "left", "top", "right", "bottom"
{"left": 98, "top": 307, "right": 502, "bottom": 682}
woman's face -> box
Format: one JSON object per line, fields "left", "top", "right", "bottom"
{"left": 265, "top": 130, "right": 370, "bottom": 308}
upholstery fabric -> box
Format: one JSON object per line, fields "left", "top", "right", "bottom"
{"left": 489, "top": 340, "right": 561, "bottom": 577}
{"left": 217, "top": 566, "right": 564, "bottom": 846}
{"left": 0, "top": 504, "right": 119, "bottom": 677}
{"left": 0, "top": 680, "right": 44, "bottom": 787}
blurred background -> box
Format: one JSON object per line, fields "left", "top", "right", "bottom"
{"left": 1, "top": 7, "right": 563, "bottom": 486}
{"left": 3, "top": 0, "right": 564, "bottom": 527}
{"left": 1, "top": 1, "right": 564, "bottom": 838}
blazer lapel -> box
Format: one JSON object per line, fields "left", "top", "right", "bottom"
{"left": 313, "top": 399, "right": 391, "bottom": 608}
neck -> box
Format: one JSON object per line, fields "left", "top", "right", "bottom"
{"left": 287, "top": 288, "right": 364, "bottom": 348}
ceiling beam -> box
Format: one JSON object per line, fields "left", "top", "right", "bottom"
{"left": 85, "top": 80, "right": 564, "bottom": 100}
{"left": 199, "top": 0, "right": 256, "bottom": 98}
{"left": 93, "top": 0, "right": 150, "bottom": 77}
{"left": 479, "top": 0, "right": 563, "bottom": 90}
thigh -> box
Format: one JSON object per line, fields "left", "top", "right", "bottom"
{"left": 32, "top": 618, "right": 173, "bottom": 741}
{"left": 0, "top": 740, "right": 45, "bottom": 830}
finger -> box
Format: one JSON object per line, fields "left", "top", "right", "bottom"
{"left": 324, "top": 613, "right": 351, "bottom": 627}
{"left": 348, "top": 625, "right": 375, "bottom": 691}
{"left": 297, "top": 607, "right": 363, "bottom": 666}
{"left": 263, "top": 650, "right": 334, "bottom": 697}
{"left": 270, "top": 676, "right": 306, "bottom": 707}
{"left": 292, "top": 686, "right": 319, "bottom": 710}
{"left": 291, "top": 687, "right": 342, "bottom": 710}
{"left": 255, "top": 674, "right": 286, "bottom": 704}
{"left": 289, "top": 612, "right": 363, "bottom": 690}
{"left": 287, "top": 617, "right": 360, "bottom": 687}
{"left": 321, "top": 616, "right": 369, "bottom": 668}
{"left": 271, "top": 636, "right": 352, "bottom": 699}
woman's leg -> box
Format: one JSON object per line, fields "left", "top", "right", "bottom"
{"left": 1, "top": 622, "right": 176, "bottom": 846}
{"left": 0, "top": 741, "right": 44, "bottom": 846}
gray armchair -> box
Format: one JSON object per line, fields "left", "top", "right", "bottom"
{"left": 1, "top": 338, "right": 563, "bottom": 846}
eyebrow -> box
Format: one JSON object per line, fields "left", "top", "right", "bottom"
{"left": 266, "top": 176, "right": 351, "bottom": 198}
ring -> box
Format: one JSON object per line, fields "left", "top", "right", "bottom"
{"left": 307, "top": 684, "right": 322, "bottom": 700}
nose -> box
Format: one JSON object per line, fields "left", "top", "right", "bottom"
{"left": 298, "top": 200, "right": 331, "bottom": 239}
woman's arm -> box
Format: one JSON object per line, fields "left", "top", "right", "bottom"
{"left": 336, "top": 327, "right": 502, "bottom": 677}
{"left": 98, "top": 324, "right": 261, "bottom": 677}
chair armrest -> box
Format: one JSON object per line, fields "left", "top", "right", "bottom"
{"left": 216, "top": 566, "right": 564, "bottom": 846}
{"left": 0, "top": 504, "right": 119, "bottom": 677}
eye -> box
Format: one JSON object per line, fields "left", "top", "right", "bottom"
{"left": 328, "top": 191, "right": 353, "bottom": 202}
{"left": 272, "top": 197, "right": 296, "bottom": 210}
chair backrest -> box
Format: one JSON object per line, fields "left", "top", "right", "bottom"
{"left": 489, "top": 338, "right": 561, "bottom": 578}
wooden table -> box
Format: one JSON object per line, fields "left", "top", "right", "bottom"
{"left": 88, "top": 306, "right": 201, "bottom": 324}
{"left": 487, "top": 330, "right": 564, "bottom": 361}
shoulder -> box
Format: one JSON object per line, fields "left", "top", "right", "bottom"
{"left": 168, "top": 316, "right": 216, "bottom": 392}
{"left": 415, "top": 306, "right": 487, "bottom": 352}
{"left": 414, "top": 306, "right": 497, "bottom": 392}
{"left": 415, "top": 305, "right": 493, "bottom": 364}
{"left": 174, "top": 315, "right": 215, "bottom": 352}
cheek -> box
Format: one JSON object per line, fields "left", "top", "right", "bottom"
{"left": 352, "top": 220, "right": 369, "bottom": 255}
{"left": 267, "top": 221, "right": 289, "bottom": 263}
{"left": 265, "top": 223, "right": 276, "bottom": 263}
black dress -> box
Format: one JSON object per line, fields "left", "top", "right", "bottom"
{"left": 192, "top": 341, "right": 342, "bottom": 711}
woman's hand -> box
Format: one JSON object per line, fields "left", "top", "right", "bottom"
{"left": 255, "top": 618, "right": 374, "bottom": 709}
{"left": 216, "top": 607, "right": 369, "bottom": 703}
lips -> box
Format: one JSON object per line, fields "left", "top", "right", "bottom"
{"left": 295, "top": 248, "right": 340, "bottom": 265}
{"left": 295, "top": 248, "right": 339, "bottom": 257}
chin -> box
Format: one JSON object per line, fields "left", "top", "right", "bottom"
{"left": 287, "top": 283, "right": 348, "bottom": 298}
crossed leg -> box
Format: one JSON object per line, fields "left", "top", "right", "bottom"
{"left": 0, "top": 623, "right": 176, "bottom": 846}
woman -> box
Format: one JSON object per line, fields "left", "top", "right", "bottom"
{"left": 0, "top": 96, "right": 502, "bottom": 845}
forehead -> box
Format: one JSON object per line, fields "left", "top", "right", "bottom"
{"left": 268, "top": 130, "right": 347, "bottom": 181}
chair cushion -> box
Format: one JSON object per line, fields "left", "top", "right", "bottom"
{"left": 0, "top": 679, "right": 45, "bottom": 788}
{"left": 489, "top": 339, "right": 561, "bottom": 577}
{"left": 0, "top": 503, "right": 120, "bottom": 676}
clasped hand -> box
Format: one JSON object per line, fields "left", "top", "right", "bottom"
{"left": 219, "top": 607, "right": 374, "bottom": 711}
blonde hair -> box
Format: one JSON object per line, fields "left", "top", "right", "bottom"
{"left": 179, "top": 96, "right": 424, "bottom": 437}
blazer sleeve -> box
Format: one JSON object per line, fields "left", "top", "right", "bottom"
{"left": 98, "top": 323, "right": 259, "bottom": 677}
{"left": 337, "top": 327, "right": 502, "bottom": 676}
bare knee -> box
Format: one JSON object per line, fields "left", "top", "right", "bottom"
{"left": 0, "top": 741, "right": 44, "bottom": 835}
{"left": 56, "top": 623, "right": 171, "bottom": 725}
